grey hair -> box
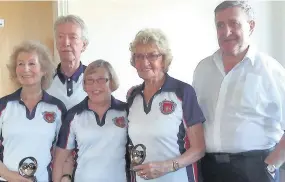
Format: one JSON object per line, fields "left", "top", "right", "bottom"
{"left": 129, "top": 28, "right": 173, "bottom": 73}
{"left": 54, "top": 14, "right": 89, "bottom": 44}
{"left": 214, "top": 1, "right": 255, "bottom": 21}
{"left": 83, "top": 59, "right": 119, "bottom": 92}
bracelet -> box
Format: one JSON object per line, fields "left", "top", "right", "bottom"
{"left": 62, "top": 174, "right": 72, "bottom": 180}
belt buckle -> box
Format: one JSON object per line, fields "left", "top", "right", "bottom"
{"left": 214, "top": 154, "right": 230, "bottom": 163}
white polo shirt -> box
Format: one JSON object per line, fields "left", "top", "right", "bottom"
{"left": 128, "top": 74, "right": 205, "bottom": 182}
{"left": 46, "top": 62, "right": 87, "bottom": 110}
{"left": 193, "top": 46, "right": 285, "bottom": 153}
{"left": 0, "top": 88, "right": 66, "bottom": 182}
{"left": 57, "top": 96, "right": 128, "bottom": 182}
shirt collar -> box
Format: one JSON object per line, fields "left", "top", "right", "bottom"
{"left": 213, "top": 45, "right": 257, "bottom": 73}
{"left": 82, "top": 95, "right": 126, "bottom": 111}
{"left": 131, "top": 74, "right": 177, "bottom": 96}
{"left": 55, "top": 62, "right": 85, "bottom": 84}
{"left": 160, "top": 74, "right": 178, "bottom": 92}
{"left": 8, "top": 88, "right": 52, "bottom": 103}
{"left": 244, "top": 45, "right": 257, "bottom": 65}
{"left": 110, "top": 95, "right": 126, "bottom": 110}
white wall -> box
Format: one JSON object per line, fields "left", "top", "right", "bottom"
{"left": 270, "top": 1, "right": 285, "bottom": 66}
{"left": 66, "top": 0, "right": 280, "bottom": 101}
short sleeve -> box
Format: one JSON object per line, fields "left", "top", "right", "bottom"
{"left": 273, "top": 66, "right": 285, "bottom": 130}
{"left": 0, "top": 98, "right": 7, "bottom": 160}
{"left": 56, "top": 120, "right": 62, "bottom": 142}
{"left": 56, "top": 111, "right": 76, "bottom": 150}
{"left": 182, "top": 86, "right": 206, "bottom": 127}
{"left": 0, "top": 98, "right": 8, "bottom": 136}
{"left": 55, "top": 102, "right": 67, "bottom": 143}
{"left": 192, "top": 67, "right": 198, "bottom": 90}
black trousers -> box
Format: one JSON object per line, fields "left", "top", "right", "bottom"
{"left": 201, "top": 149, "right": 279, "bottom": 182}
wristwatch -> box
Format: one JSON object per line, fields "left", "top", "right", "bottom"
{"left": 62, "top": 174, "right": 72, "bottom": 181}
{"left": 266, "top": 164, "right": 276, "bottom": 174}
{"left": 172, "top": 161, "right": 180, "bottom": 171}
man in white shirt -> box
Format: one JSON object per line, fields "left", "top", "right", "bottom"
{"left": 193, "top": 1, "right": 285, "bottom": 182}
{"left": 46, "top": 14, "right": 89, "bottom": 182}
{"left": 47, "top": 15, "right": 88, "bottom": 110}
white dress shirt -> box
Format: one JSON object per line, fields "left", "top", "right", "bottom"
{"left": 193, "top": 46, "right": 285, "bottom": 153}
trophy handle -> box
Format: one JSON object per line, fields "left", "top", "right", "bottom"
{"left": 18, "top": 156, "right": 38, "bottom": 177}
{"left": 19, "top": 156, "right": 38, "bottom": 168}
{"left": 131, "top": 144, "right": 146, "bottom": 164}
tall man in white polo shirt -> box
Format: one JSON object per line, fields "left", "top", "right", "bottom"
{"left": 193, "top": 1, "right": 285, "bottom": 182}
{"left": 47, "top": 14, "right": 89, "bottom": 182}
{"left": 47, "top": 14, "right": 88, "bottom": 110}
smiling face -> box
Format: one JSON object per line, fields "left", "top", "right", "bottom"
{"left": 84, "top": 67, "right": 112, "bottom": 104}
{"left": 215, "top": 6, "right": 255, "bottom": 56}
{"left": 15, "top": 51, "right": 45, "bottom": 87}
{"left": 133, "top": 43, "right": 165, "bottom": 81}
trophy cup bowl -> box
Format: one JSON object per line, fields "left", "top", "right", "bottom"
{"left": 130, "top": 144, "right": 146, "bottom": 170}
{"left": 18, "top": 157, "right": 38, "bottom": 182}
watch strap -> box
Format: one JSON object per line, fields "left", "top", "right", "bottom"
{"left": 172, "top": 161, "right": 180, "bottom": 171}
{"left": 62, "top": 174, "right": 72, "bottom": 180}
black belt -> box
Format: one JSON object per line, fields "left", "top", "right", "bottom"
{"left": 205, "top": 148, "right": 274, "bottom": 163}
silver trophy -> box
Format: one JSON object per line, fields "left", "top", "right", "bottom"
{"left": 18, "top": 157, "right": 38, "bottom": 182}
{"left": 129, "top": 144, "right": 146, "bottom": 170}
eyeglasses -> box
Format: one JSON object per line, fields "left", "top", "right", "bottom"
{"left": 133, "top": 53, "right": 162, "bottom": 62}
{"left": 84, "top": 78, "right": 109, "bottom": 85}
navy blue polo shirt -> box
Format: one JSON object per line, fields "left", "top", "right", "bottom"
{"left": 47, "top": 62, "right": 87, "bottom": 110}
{"left": 57, "top": 96, "right": 128, "bottom": 182}
{"left": 0, "top": 88, "right": 66, "bottom": 181}
{"left": 128, "top": 74, "right": 205, "bottom": 182}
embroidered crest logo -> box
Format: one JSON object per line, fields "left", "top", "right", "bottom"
{"left": 113, "top": 116, "right": 127, "bottom": 128}
{"left": 159, "top": 100, "right": 176, "bottom": 115}
{"left": 42, "top": 112, "right": 56, "bottom": 123}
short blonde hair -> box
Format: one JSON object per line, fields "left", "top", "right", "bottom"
{"left": 129, "top": 28, "right": 173, "bottom": 72}
{"left": 83, "top": 59, "right": 119, "bottom": 92}
{"left": 7, "top": 40, "right": 56, "bottom": 90}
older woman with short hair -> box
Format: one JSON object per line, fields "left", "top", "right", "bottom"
{"left": 53, "top": 60, "right": 130, "bottom": 182}
{"left": 127, "top": 28, "right": 206, "bottom": 182}
{"left": 0, "top": 40, "right": 66, "bottom": 182}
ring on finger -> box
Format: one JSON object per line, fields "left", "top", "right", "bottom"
{"left": 140, "top": 171, "right": 144, "bottom": 175}
{"left": 143, "top": 175, "right": 148, "bottom": 179}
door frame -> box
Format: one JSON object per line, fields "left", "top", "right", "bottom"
{"left": 53, "top": 0, "right": 69, "bottom": 60}
{"left": 55, "top": 0, "right": 69, "bottom": 17}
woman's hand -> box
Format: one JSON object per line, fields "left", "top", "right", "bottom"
{"left": 61, "top": 155, "right": 74, "bottom": 182}
{"left": 62, "top": 154, "right": 74, "bottom": 175}
{"left": 133, "top": 161, "right": 172, "bottom": 180}
{"left": 52, "top": 148, "right": 73, "bottom": 182}
{"left": 4, "top": 170, "right": 32, "bottom": 182}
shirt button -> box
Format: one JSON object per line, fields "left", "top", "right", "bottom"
{"left": 68, "top": 78, "right": 71, "bottom": 81}
{"left": 68, "top": 88, "right": 72, "bottom": 91}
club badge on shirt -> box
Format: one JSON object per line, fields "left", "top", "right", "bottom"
{"left": 42, "top": 111, "right": 56, "bottom": 123}
{"left": 113, "top": 116, "right": 127, "bottom": 128}
{"left": 159, "top": 100, "right": 176, "bottom": 115}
